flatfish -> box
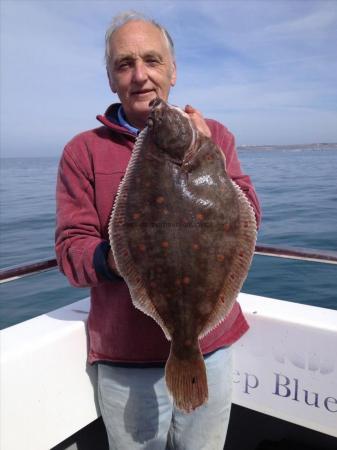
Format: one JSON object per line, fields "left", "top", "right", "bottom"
{"left": 109, "top": 98, "right": 257, "bottom": 412}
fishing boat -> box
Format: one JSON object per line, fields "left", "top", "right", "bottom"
{"left": 1, "top": 244, "right": 336, "bottom": 450}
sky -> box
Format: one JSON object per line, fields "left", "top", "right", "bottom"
{"left": 1, "top": 0, "right": 337, "bottom": 157}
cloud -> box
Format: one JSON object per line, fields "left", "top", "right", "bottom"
{"left": 1, "top": 0, "right": 337, "bottom": 156}
{"left": 167, "top": 0, "right": 337, "bottom": 144}
{"left": 264, "top": 1, "right": 337, "bottom": 35}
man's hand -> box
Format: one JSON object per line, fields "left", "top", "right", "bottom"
{"left": 184, "top": 104, "right": 211, "bottom": 138}
{"left": 107, "top": 249, "right": 120, "bottom": 276}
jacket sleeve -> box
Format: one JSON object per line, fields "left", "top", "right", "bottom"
{"left": 209, "top": 120, "right": 261, "bottom": 228}
{"left": 55, "top": 142, "right": 118, "bottom": 287}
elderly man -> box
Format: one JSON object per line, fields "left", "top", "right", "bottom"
{"left": 55, "top": 11, "right": 261, "bottom": 450}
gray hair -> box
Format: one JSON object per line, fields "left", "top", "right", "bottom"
{"left": 105, "top": 11, "right": 175, "bottom": 68}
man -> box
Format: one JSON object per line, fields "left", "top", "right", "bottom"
{"left": 55, "top": 11, "right": 261, "bottom": 450}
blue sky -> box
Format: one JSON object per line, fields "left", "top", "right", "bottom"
{"left": 1, "top": 0, "right": 337, "bottom": 157}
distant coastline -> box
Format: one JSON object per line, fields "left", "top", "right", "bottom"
{"left": 237, "top": 143, "right": 337, "bottom": 151}
{"left": 1, "top": 143, "right": 337, "bottom": 159}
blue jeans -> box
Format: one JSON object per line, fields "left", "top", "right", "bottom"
{"left": 97, "top": 346, "right": 233, "bottom": 450}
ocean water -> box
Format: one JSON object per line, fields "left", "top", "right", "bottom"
{"left": 1, "top": 149, "right": 336, "bottom": 329}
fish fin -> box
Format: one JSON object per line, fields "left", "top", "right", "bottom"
{"left": 200, "top": 180, "right": 257, "bottom": 338}
{"left": 128, "top": 286, "right": 171, "bottom": 340}
{"left": 108, "top": 127, "right": 172, "bottom": 341}
{"left": 165, "top": 348, "right": 208, "bottom": 412}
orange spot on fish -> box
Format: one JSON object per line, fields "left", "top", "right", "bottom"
{"left": 132, "top": 212, "right": 141, "bottom": 220}
{"left": 183, "top": 276, "right": 191, "bottom": 285}
{"left": 161, "top": 241, "right": 169, "bottom": 248}
{"left": 138, "top": 244, "right": 146, "bottom": 252}
{"left": 206, "top": 154, "right": 213, "bottom": 161}
{"left": 156, "top": 196, "right": 165, "bottom": 204}
{"left": 217, "top": 254, "right": 225, "bottom": 262}
{"left": 196, "top": 213, "right": 204, "bottom": 221}
{"left": 192, "top": 243, "right": 200, "bottom": 251}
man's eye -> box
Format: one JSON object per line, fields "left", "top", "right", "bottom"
{"left": 117, "top": 61, "right": 132, "bottom": 70}
{"left": 146, "top": 58, "right": 159, "bottom": 66}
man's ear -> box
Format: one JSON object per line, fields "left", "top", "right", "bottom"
{"left": 170, "top": 62, "right": 177, "bottom": 87}
{"left": 107, "top": 68, "right": 117, "bottom": 93}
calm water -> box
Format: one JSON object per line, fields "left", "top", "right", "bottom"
{"left": 1, "top": 150, "right": 337, "bottom": 329}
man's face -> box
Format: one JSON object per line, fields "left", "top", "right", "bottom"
{"left": 107, "top": 20, "right": 177, "bottom": 129}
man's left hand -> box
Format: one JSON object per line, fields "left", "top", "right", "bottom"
{"left": 184, "top": 104, "right": 212, "bottom": 138}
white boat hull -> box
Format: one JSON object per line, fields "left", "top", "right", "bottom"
{"left": 1, "top": 293, "right": 336, "bottom": 449}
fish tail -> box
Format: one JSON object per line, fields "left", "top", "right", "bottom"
{"left": 165, "top": 348, "right": 208, "bottom": 412}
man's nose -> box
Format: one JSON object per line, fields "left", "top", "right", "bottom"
{"left": 132, "top": 60, "right": 148, "bottom": 83}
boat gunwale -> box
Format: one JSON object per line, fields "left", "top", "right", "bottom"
{"left": 1, "top": 243, "right": 336, "bottom": 284}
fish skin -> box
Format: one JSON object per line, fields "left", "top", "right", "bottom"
{"left": 109, "top": 98, "right": 257, "bottom": 412}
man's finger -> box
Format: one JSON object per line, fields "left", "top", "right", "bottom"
{"left": 184, "top": 104, "right": 211, "bottom": 138}
{"left": 185, "top": 104, "right": 199, "bottom": 114}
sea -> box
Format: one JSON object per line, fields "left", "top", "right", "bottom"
{"left": 1, "top": 148, "right": 337, "bottom": 330}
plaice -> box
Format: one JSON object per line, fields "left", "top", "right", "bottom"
{"left": 109, "top": 98, "right": 257, "bottom": 412}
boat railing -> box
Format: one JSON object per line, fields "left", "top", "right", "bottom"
{"left": 0, "top": 243, "right": 336, "bottom": 284}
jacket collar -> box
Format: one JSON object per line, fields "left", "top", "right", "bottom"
{"left": 96, "top": 103, "right": 138, "bottom": 140}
